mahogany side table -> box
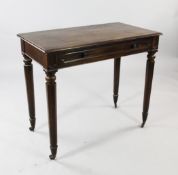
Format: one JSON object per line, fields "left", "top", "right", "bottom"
{"left": 17, "top": 22, "right": 161, "bottom": 159}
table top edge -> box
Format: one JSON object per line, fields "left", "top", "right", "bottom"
{"left": 18, "top": 33, "right": 161, "bottom": 54}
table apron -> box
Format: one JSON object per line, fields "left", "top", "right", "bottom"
{"left": 55, "top": 37, "right": 157, "bottom": 69}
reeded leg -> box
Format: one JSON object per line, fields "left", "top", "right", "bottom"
{"left": 45, "top": 69, "right": 58, "bottom": 160}
{"left": 113, "top": 57, "right": 121, "bottom": 108}
{"left": 141, "top": 50, "right": 157, "bottom": 128}
{"left": 23, "top": 56, "right": 36, "bottom": 131}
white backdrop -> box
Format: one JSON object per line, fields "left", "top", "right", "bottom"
{"left": 0, "top": 1, "right": 178, "bottom": 175}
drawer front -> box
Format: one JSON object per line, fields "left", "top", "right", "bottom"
{"left": 57, "top": 37, "right": 153, "bottom": 67}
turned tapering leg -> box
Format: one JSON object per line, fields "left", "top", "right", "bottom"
{"left": 45, "top": 69, "right": 58, "bottom": 160}
{"left": 113, "top": 57, "right": 121, "bottom": 108}
{"left": 23, "top": 56, "right": 36, "bottom": 131}
{"left": 141, "top": 50, "right": 157, "bottom": 128}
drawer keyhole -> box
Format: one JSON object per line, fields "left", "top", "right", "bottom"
{"left": 131, "top": 43, "right": 138, "bottom": 49}
{"left": 80, "top": 52, "right": 85, "bottom": 58}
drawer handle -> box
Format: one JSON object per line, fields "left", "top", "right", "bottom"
{"left": 64, "top": 51, "right": 86, "bottom": 58}
{"left": 61, "top": 58, "right": 86, "bottom": 64}
{"left": 60, "top": 51, "right": 87, "bottom": 63}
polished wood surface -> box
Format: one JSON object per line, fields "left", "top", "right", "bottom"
{"left": 18, "top": 22, "right": 161, "bottom": 159}
{"left": 17, "top": 22, "right": 160, "bottom": 53}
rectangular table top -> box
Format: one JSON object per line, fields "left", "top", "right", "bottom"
{"left": 18, "top": 22, "right": 161, "bottom": 54}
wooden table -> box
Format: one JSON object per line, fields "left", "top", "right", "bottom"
{"left": 17, "top": 22, "right": 161, "bottom": 159}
